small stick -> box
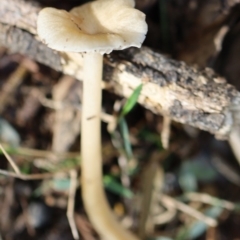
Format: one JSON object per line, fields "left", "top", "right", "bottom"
{"left": 161, "top": 194, "right": 217, "bottom": 227}
{"left": 0, "top": 168, "right": 55, "bottom": 180}
{"left": 67, "top": 170, "right": 80, "bottom": 240}
{"left": 0, "top": 143, "right": 67, "bottom": 180}
{"left": 0, "top": 143, "right": 80, "bottom": 158}
{"left": 0, "top": 143, "right": 20, "bottom": 174}
{"left": 185, "top": 192, "right": 235, "bottom": 210}
{"left": 161, "top": 116, "right": 171, "bottom": 149}
{"left": 139, "top": 152, "right": 165, "bottom": 238}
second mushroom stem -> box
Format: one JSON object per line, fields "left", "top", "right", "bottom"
{"left": 81, "top": 52, "right": 139, "bottom": 240}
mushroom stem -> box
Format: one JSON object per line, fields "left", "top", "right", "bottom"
{"left": 81, "top": 52, "right": 138, "bottom": 240}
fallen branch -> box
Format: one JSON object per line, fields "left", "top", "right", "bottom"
{"left": 1, "top": 0, "right": 240, "bottom": 139}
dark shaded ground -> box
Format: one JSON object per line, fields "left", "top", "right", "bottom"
{"left": 0, "top": 0, "right": 240, "bottom": 239}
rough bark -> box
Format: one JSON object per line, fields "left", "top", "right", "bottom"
{"left": 1, "top": 0, "right": 240, "bottom": 139}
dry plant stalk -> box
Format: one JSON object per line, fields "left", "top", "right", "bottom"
{"left": 160, "top": 195, "right": 217, "bottom": 227}
{"left": 67, "top": 170, "right": 79, "bottom": 240}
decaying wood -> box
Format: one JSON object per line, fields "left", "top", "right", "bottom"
{"left": 1, "top": 0, "right": 240, "bottom": 139}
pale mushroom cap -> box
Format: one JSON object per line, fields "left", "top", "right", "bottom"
{"left": 37, "top": 0, "right": 147, "bottom": 54}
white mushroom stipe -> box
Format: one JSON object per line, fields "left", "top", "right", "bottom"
{"left": 37, "top": 0, "right": 147, "bottom": 239}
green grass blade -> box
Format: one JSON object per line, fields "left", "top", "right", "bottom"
{"left": 120, "top": 84, "right": 143, "bottom": 118}
{"left": 119, "top": 118, "right": 133, "bottom": 160}
{"left": 103, "top": 175, "right": 134, "bottom": 199}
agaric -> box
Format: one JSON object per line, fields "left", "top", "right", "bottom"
{"left": 37, "top": 1, "right": 147, "bottom": 239}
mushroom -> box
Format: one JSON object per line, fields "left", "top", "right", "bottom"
{"left": 37, "top": 0, "right": 147, "bottom": 239}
